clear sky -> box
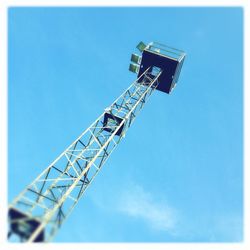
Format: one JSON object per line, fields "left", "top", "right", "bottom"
{"left": 8, "top": 7, "right": 243, "bottom": 242}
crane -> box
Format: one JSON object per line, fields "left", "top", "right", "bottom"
{"left": 8, "top": 41, "right": 186, "bottom": 242}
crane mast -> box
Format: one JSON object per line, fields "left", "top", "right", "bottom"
{"left": 8, "top": 41, "right": 186, "bottom": 242}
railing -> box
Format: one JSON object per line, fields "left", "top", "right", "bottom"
{"left": 147, "top": 42, "right": 185, "bottom": 61}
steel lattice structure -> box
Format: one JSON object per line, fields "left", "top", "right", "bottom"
{"left": 8, "top": 41, "right": 185, "bottom": 242}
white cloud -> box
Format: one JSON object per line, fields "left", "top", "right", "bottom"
{"left": 117, "top": 184, "right": 178, "bottom": 233}
{"left": 211, "top": 214, "right": 243, "bottom": 242}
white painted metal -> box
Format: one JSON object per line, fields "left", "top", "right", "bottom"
{"left": 8, "top": 67, "right": 162, "bottom": 242}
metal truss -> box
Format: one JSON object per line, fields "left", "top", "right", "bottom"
{"left": 8, "top": 67, "right": 162, "bottom": 242}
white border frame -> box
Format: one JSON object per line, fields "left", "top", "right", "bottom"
{"left": 0, "top": 1, "right": 249, "bottom": 249}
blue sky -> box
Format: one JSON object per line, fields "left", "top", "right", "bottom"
{"left": 8, "top": 7, "right": 243, "bottom": 242}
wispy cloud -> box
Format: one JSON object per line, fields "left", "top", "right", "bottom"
{"left": 210, "top": 214, "right": 243, "bottom": 242}
{"left": 117, "top": 184, "right": 178, "bottom": 233}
